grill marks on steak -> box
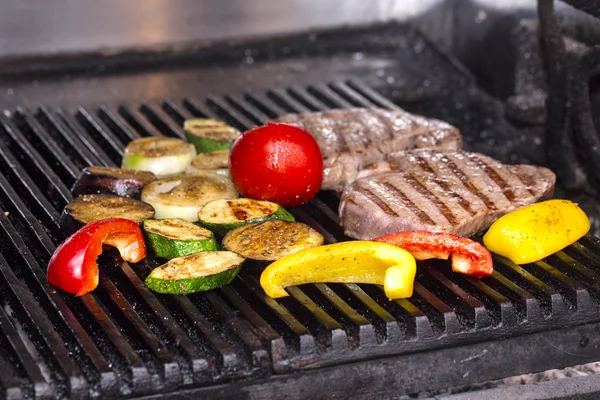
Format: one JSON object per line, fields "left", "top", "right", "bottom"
{"left": 276, "top": 107, "right": 462, "bottom": 191}
{"left": 340, "top": 149, "right": 556, "bottom": 239}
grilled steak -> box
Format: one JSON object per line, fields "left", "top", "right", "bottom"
{"left": 339, "top": 149, "right": 556, "bottom": 239}
{"left": 276, "top": 107, "right": 462, "bottom": 191}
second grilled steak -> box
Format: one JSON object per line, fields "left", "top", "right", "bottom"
{"left": 339, "top": 149, "right": 556, "bottom": 239}
{"left": 276, "top": 107, "right": 462, "bottom": 191}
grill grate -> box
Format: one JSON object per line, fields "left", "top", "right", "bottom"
{"left": 1, "top": 79, "right": 600, "bottom": 398}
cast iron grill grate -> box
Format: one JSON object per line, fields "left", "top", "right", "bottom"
{"left": 0, "top": 79, "right": 600, "bottom": 399}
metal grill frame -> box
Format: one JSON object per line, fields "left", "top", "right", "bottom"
{"left": 0, "top": 79, "right": 600, "bottom": 399}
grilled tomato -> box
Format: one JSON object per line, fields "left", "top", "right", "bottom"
{"left": 229, "top": 123, "right": 323, "bottom": 207}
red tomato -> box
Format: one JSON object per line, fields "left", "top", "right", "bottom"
{"left": 229, "top": 123, "right": 323, "bottom": 207}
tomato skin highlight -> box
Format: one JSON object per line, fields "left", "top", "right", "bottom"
{"left": 47, "top": 218, "right": 146, "bottom": 296}
{"left": 229, "top": 123, "right": 323, "bottom": 207}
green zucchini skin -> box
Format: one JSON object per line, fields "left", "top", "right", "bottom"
{"left": 145, "top": 265, "right": 241, "bottom": 295}
{"left": 198, "top": 198, "right": 295, "bottom": 235}
{"left": 183, "top": 118, "right": 240, "bottom": 153}
{"left": 187, "top": 136, "right": 235, "bottom": 153}
{"left": 145, "top": 231, "right": 218, "bottom": 259}
{"left": 144, "top": 218, "right": 217, "bottom": 259}
{"left": 145, "top": 251, "right": 244, "bottom": 294}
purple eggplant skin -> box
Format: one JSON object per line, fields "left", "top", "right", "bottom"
{"left": 71, "top": 167, "right": 156, "bottom": 199}
{"left": 60, "top": 194, "right": 155, "bottom": 235}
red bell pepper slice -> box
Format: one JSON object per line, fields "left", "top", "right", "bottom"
{"left": 373, "top": 231, "right": 493, "bottom": 278}
{"left": 47, "top": 218, "right": 146, "bottom": 296}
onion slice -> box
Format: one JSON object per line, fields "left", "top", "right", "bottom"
{"left": 122, "top": 137, "right": 196, "bottom": 177}
{"left": 141, "top": 173, "right": 238, "bottom": 221}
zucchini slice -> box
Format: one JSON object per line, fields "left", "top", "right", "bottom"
{"left": 122, "top": 137, "right": 196, "bottom": 177}
{"left": 141, "top": 173, "right": 238, "bottom": 222}
{"left": 61, "top": 194, "right": 155, "bottom": 234}
{"left": 145, "top": 251, "right": 244, "bottom": 294}
{"left": 144, "top": 218, "right": 217, "bottom": 259}
{"left": 71, "top": 166, "right": 156, "bottom": 199}
{"left": 184, "top": 118, "right": 241, "bottom": 153}
{"left": 198, "top": 198, "right": 295, "bottom": 235}
{"left": 186, "top": 150, "right": 230, "bottom": 176}
{"left": 223, "top": 220, "right": 324, "bottom": 261}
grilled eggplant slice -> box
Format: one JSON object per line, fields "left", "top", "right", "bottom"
{"left": 141, "top": 173, "right": 238, "bottom": 222}
{"left": 145, "top": 251, "right": 244, "bottom": 294}
{"left": 122, "top": 137, "right": 196, "bottom": 177}
{"left": 60, "top": 194, "right": 155, "bottom": 234}
{"left": 186, "top": 150, "right": 230, "bottom": 176}
{"left": 144, "top": 218, "right": 218, "bottom": 259}
{"left": 223, "top": 220, "right": 324, "bottom": 261}
{"left": 198, "top": 198, "right": 294, "bottom": 235}
{"left": 184, "top": 118, "right": 241, "bottom": 153}
{"left": 71, "top": 166, "right": 156, "bottom": 198}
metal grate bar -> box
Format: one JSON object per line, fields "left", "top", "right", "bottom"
{"left": 98, "top": 271, "right": 180, "bottom": 386}
{"left": 412, "top": 282, "right": 463, "bottom": 334}
{"left": 223, "top": 94, "right": 267, "bottom": 126}
{"left": 75, "top": 107, "right": 125, "bottom": 163}
{"left": 97, "top": 106, "right": 141, "bottom": 142}
{"left": 204, "top": 95, "right": 256, "bottom": 130}
{"left": 53, "top": 108, "right": 114, "bottom": 168}
{"left": 285, "top": 286, "right": 348, "bottom": 351}
{"left": 119, "top": 262, "right": 210, "bottom": 377}
{"left": 202, "top": 291, "right": 269, "bottom": 369}
{"left": 139, "top": 103, "right": 186, "bottom": 139}
{"left": 0, "top": 116, "right": 71, "bottom": 211}
{"left": 78, "top": 294, "right": 152, "bottom": 392}
{"left": 345, "top": 79, "right": 400, "bottom": 110}
{"left": 218, "top": 285, "right": 287, "bottom": 356}
{"left": 117, "top": 106, "right": 163, "bottom": 137}
{"left": 494, "top": 257, "right": 567, "bottom": 318}
{"left": 343, "top": 284, "right": 402, "bottom": 343}
{"left": 171, "top": 295, "right": 239, "bottom": 373}
{"left": 13, "top": 108, "right": 79, "bottom": 183}
{"left": 236, "top": 272, "right": 315, "bottom": 355}
{"left": 244, "top": 92, "right": 288, "bottom": 117}
{"left": 0, "top": 212, "right": 116, "bottom": 394}
{"left": 161, "top": 98, "right": 191, "bottom": 126}
{"left": 287, "top": 86, "right": 327, "bottom": 111}
{"left": 313, "top": 284, "right": 377, "bottom": 346}
{"left": 36, "top": 107, "right": 101, "bottom": 168}
{"left": 0, "top": 287, "right": 50, "bottom": 399}
{"left": 266, "top": 89, "right": 311, "bottom": 113}
{"left": 0, "top": 251, "right": 87, "bottom": 397}
{"left": 527, "top": 260, "right": 594, "bottom": 313}
{"left": 328, "top": 81, "right": 379, "bottom": 107}
{"left": 307, "top": 84, "right": 354, "bottom": 109}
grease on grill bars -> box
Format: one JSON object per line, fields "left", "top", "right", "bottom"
{"left": 1, "top": 80, "right": 600, "bottom": 399}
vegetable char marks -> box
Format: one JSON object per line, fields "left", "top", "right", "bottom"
{"left": 340, "top": 149, "right": 556, "bottom": 239}
{"left": 276, "top": 107, "right": 462, "bottom": 191}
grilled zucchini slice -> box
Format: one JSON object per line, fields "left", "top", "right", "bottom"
{"left": 144, "top": 218, "right": 217, "bottom": 259}
{"left": 141, "top": 173, "right": 238, "bottom": 222}
{"left": 145, "top": 251, "right": 244, "bottom": 294}
{"left": 71, "top": 166, "right": 156, "bottom": 199}
{"left": 223, "top": 220, "right": 324, "bottom": 261}
{"left": 184, "top": 118, "right": 240, "bottom": 153}
{"left": 186, "top": 150, "right": 230, "bottom": 176}
{"left": 198, "top": 198, "right": 294, "bottom": 235}
{"left": 60, "top": 194, "right": 155, "bottom": 234}
{"left": 122, "top": 137, "right": 196, "bottom": 177}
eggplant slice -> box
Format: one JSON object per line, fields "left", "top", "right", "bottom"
{"left": 71, "top": 166, "right": 156, "bottom": 199}
{"left": 61, "top": 194, "right": 155, "bottom": 234}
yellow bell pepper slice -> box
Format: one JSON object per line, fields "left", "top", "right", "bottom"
{"left": 483, "top": 199, "right": 590, "bottom": 265}
{"left": 260, "top": 241, "right": 416, "bottom": 300}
